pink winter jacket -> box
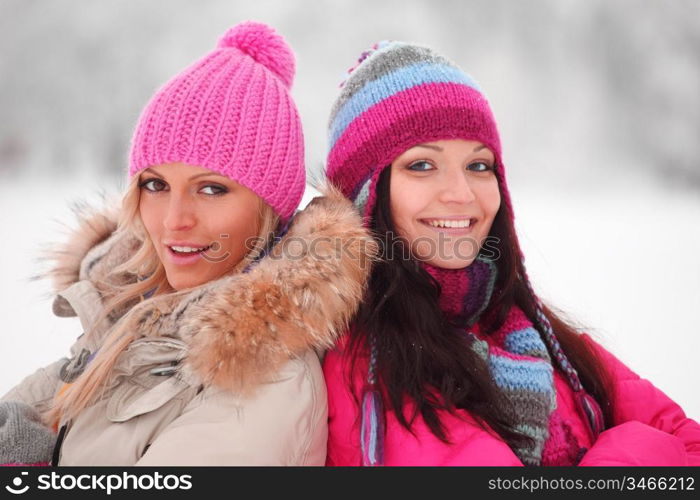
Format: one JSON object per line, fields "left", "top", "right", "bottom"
{"left": 323, "top": 334, "right": 700, "bottom": 466}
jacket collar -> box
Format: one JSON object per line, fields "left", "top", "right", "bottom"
{"left": 46, "top": 185, "right": 377, "bottom": 394}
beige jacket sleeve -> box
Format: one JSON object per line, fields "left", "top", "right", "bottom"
{"left": 1, "top": 358, "right": 68, "bottom": 413}
{"left": 135, "top": 350, "right": 328, "bottom": 466}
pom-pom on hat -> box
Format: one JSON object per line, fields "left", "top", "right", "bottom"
{"left": 129, "top": 21, "right": 305, "bottom": 221}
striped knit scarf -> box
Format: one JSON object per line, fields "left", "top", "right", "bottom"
{"left": 361, "top": 257, "right": 595, "bottom": 466}
{"left": 425, "top": 257, "right": 557, "bottom": 465}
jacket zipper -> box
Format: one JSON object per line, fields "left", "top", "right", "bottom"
{"left": 51, "top": 423, "right": 69, "bottom": 466}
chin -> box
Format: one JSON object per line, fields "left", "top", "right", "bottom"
{"left": 165, "top": 274, "right": 203, "bottom": 292}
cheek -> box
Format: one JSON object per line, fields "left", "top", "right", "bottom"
{"left": 389, "top": 175, "right": 424, "bottom": 238}
{"left": 222, "top": 217, "right": 258, "bottom": 247}
{"left": 485, "top": 186, "right": 501, "bottom": 218}
{"left": 212, "top": 203, "right": 260, "bottom": 255}
{"left": 479, "top": 181, "right": 502, "bottom": 232}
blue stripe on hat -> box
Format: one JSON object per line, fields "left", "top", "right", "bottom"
{"left": 329, "top": 62, "right": 482, "bottom": 149}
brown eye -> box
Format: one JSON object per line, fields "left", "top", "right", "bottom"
{"left": 199, "top": 184, "right": 228, "bottom": 195}
{"left": 139, "top": 178, "right": 167, "bottom": 192}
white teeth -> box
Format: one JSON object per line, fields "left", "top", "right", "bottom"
{"left": 426, "top": 219, "right": 471, "bottom": 228}
{"left": 170, "top": 245, "right": 207, "bottom": 253}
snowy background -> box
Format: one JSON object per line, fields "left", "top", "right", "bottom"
{"left": 1, "top": 0, "right": 698, "bottom": 418}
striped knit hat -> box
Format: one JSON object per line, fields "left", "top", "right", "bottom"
{"left": 129, "top": 21, "right": 305, "bottom": 221}
{"left": 326, "top": 40, "right": 513, "bottom": 223}
{"left": 325, "top": 41, "right": 605, "bottom": 465}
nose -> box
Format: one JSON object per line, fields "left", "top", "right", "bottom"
{"left": 438, "top": 168, "right": 476, "bottom": 204}
{"left": 163, "top": 193, "right": 196, "bottom": 232}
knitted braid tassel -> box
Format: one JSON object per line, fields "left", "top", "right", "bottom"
{"left": 519, "top": 262, "right": 606, "bottom": 440}
{"left": 360, "top": 336, "right": 385, "bottom": 466}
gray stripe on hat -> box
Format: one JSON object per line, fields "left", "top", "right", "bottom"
{"left": 329, "top": 42, "right": 459, "bottom": 125}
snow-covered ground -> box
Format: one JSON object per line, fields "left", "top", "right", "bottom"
{"left": 0, "top": 175, "right": 698, "bottom": 419}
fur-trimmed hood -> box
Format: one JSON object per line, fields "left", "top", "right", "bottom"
{"left": 46, "top": 186, "right": 377, "bottom": 394}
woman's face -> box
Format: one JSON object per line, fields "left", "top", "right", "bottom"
{"left": 389, "top": 139, "right": 501, "bottom": 269}
{"left": 138, "top": 163, "right": 261, "bottom": 291}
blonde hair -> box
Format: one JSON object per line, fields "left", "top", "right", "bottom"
{"left": 47, "top": 175, "right": 279, "bottom": 425}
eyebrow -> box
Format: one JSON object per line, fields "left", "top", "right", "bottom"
{"left": 413, "top": 144, "right": 488, "bottom": 152}
{"left": 142, "top": 168, "right": 229, "bottom": 181}
{"left": 414, "top": 144, "right": 443, "bottom": 152}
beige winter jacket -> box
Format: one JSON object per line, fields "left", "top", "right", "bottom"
{"left": 1, "top": 189, "right": 376, "bottom": 465}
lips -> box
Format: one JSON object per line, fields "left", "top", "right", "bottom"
{"left": 164, "top": 242, "right": 213, "bottom": 265}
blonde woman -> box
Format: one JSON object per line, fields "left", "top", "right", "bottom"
{"left": 0, "top": 21, "right": 375, "bottom": 466}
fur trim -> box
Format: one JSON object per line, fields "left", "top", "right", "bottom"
{"left": 47, "top": 185, "right": 378, "bottom": 394}
{"left": 44, "top": 201, "right": 141, "bottom": 318}
{"left": 45, "top": 202, "right": 121, "bottom": 293}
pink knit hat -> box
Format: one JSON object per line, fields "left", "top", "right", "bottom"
{"left": 129, "top": 21, "right": 305, "bottom": 221}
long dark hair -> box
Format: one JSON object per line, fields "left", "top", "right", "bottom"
{"left": 347, "top": 165, "right": 614, "bottom": 450}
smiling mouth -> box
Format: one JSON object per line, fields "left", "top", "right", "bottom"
{"left": 168, "top": 244, "right": 212, "bottom": 255}
{"left": 419, "top": 218, "right": 477, "bottom": 229}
